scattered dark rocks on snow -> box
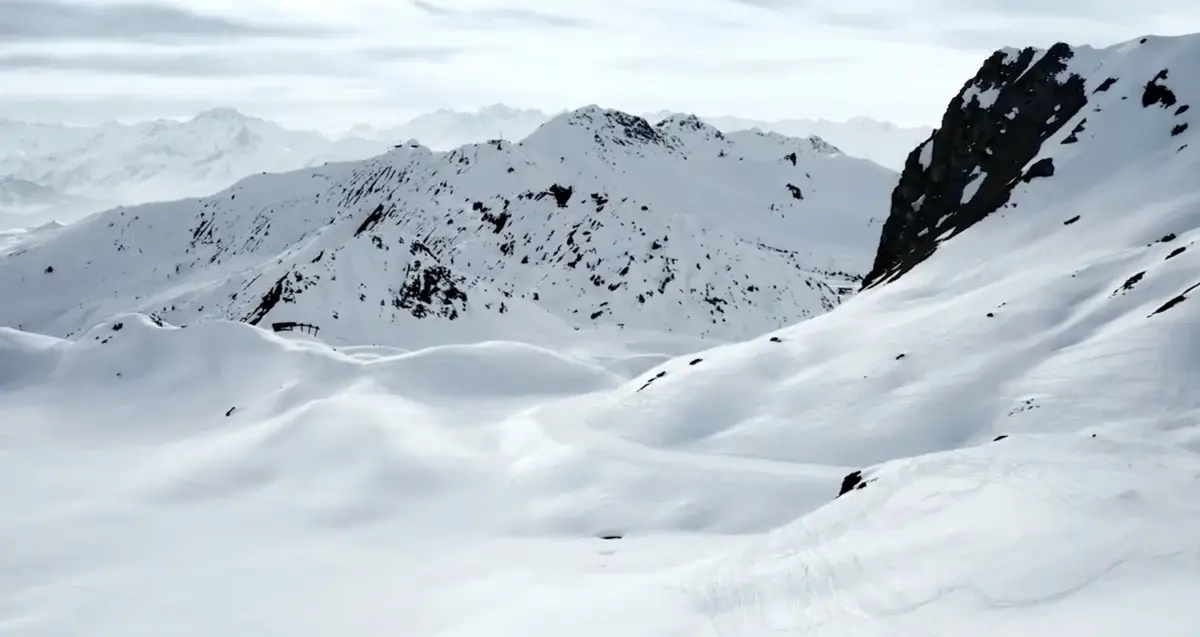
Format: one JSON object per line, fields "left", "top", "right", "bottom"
{"left": 689, "top": 358, "right": 703, "bottom": 365}
{"left": 769, "top": 336, "right": 783, "bottom": 343}
{"left": 1115, "top": 271, "right": 1146, "bottom": 295}
{"left": 636, "top": 370, "right": 668, "bottom": 393}
{"left": 1094, "top": 77, "right": 1118, "bottom": 93}
{"left": 1149, "top": 280, "right": 1200, "bottom": 316}
{"left": 1141, "top": 69, "right": 1178, "bottom": 108}
{"left": 993, "top": 434, "right": 1009, "bottom": 441}
{"left": 1020, "top": 157, "right": 1055, "bottom": 182}
{"left": 242, "top": 276, "right": 287, "bottom": 325}
{"left": 393, "top": 261, "right": 468, "bottom": 320}
{"left": 1061, "top": 119, "right": 1087, "bottom": 144}
{"left": 1064, "top": 215, "right": 1081, "bottom": 225}
{"left": 353, "top": 203, "right": 388, "bottom": 237}
{"left": 225, "top": 407, "right": 236, "bottom": 417}
{"left": 1172, "top": 123, "right": 1189, "bottom": 136}
{"left": 545, "top": 184, "right": 573, "bottom": 208}
{"left": 1166, "top": 246, "right": 1187, "bottom": 260}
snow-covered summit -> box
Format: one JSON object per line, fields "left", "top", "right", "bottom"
{"left": 0, "top": 106, "right": 897, "bottom": 347}
{"left": 362, "top": 105, "right": 926, "bottom": 168}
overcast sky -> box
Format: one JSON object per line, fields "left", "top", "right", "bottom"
{"left": 0, "top": 0, "right": 1197, "bottom": 132}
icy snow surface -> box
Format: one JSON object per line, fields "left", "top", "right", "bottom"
{"left": 3, "top": 34, "right": 1200, "bottom": 637}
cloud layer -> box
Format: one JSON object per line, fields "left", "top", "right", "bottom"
{"left": 1, "top": 0, "right": 1197, "bottom": 131}
{"left": 0, "top": 0, "right": 324, "bottom": 40}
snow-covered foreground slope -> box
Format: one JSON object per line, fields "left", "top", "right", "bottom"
{"left": 4, "top": 33, "right": 1200, "bottom": 637}
{"left": 0, "top": 108, "right": 895, "bottom": 345}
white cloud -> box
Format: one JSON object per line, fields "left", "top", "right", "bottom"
{"left": 0, "top": 0, "right": 1197, "bottom": 131}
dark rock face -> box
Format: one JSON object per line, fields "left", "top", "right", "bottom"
{"left": 837, "top": 470, "right": 864, "bottom": 497}
{"left": 242, "top": 271, "right": 316, "bottom": 325}
{"left": 392, "top": 261, "right": 468, "bottom": 320}
{"left": 863, "top": 44, "right": 1088, "bottom": 288}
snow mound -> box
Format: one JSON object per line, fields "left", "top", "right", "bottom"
{"left": 695, "top": 435, "right": 1200, "bottom": 636}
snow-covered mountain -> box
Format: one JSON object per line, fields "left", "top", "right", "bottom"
{"left": 0, "top": 109, "right": 385, "bottom": 214}
{"left": 643, "top": 111, "right": 933, "bottom": 170}
{"left": 0, "top": 108, "right": 895, "bottom": 345}
{"left": 361, "top": 106, "right": 932, "bottom": 170}
{"left": 3, "top": 33, "right": 1200, "bottom": 637}
{"left": 1, "top": 106, "right": 924, "bottom": 229}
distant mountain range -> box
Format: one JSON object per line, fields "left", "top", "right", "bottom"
{"left": 354, "top": 106, "right": 932, "bottom": 170}
{"left": 0, "top": 105, "right": 928, "bottom": 229}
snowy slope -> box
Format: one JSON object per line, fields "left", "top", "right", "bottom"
{"left": 0, "top": 107, "right": 896, "bottom": 346}
{"left": 3, "top": 33, "right": 1200, "bottom": 637}
{"left": 0, "top": 109, "right": 386, "bottom": 210}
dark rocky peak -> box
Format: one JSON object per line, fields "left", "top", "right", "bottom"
{"left": 655, "top": 113, "right": 725, "bottom": 139}
{"left": 807, "top": 135, "right": 840, "bottom": 155}
{"left": 862, "top": 43, "right": 1088, "bottom": 288}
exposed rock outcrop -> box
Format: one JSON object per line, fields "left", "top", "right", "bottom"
{"left": 863, "top": 44, "right": 1088, "bottom": 288}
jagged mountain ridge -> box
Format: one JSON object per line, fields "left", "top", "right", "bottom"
{"left": 642, "top": 110, "right": 933, "bottom": 170}
{"left": 0, "top": 104, "right": 908, "bottom": 227}
{"left": 359, "top": 107, "right": 931, "bottom": 170}
{"left": 0, "top": 107, "right": 897, "bottom": 346}
{"left": 865, "top": 36, "right": 1195, "bottom": 288}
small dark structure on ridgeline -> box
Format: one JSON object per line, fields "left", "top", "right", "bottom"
{"left": 271, "top": 321, "right": 320, "bottom": 336}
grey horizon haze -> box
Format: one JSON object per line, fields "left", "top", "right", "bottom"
{"left": 0, "top": 0, "right": 1197, "bottom": 131}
